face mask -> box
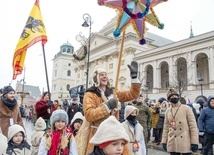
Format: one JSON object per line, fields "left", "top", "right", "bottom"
{"left": 127, "top": 115, "right": 136, "bottom": 123}
{"left": 170, "top": 98, "right": 179, "bottom": 104}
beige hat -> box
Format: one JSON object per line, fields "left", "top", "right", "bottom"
{"left": 89, "top": 116, "right": 129, "bottom": 145}
{"left": 124, "top": 105, "right": 139, "bottom": 119}
{"left": 166, "top": 88, "right": 179, "bottom": 100}
{"left": 35, "top": 117, "right": 46, "bottom": 131}
{"left": 93, "top": 68, "right": 108, "bottom": 87}
{"left": 70, "top": 112, "right": 84, "bottom": 124}
{"left": 8, "top": 124, "right": 25, "bottom": 142}
{"left": 0, "top": 128, "right": 7, "bottom": 154}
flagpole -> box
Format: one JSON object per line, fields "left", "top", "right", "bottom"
{"left": 42, "top": 45, "right": 52, "bottom": 113}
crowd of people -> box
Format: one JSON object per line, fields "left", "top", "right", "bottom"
{"left": 0, "top": 60, "right": 213, "bottom": 155}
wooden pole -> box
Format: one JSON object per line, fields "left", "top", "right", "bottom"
{"left": 113, "top": 31, "right": 126, "bottom": 120}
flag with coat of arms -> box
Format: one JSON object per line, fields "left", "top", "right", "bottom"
{"left": 12, "top": 0, "right": 47, "bottom": 80}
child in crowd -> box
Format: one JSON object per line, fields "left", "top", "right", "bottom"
{"left": 123, "top": 105, "right": 146, "bottom": 155}
{"left": 6, "top": 124, "right": 31, "bottom": 155}
{"left": 89, "top": 116, "right": 130, "bottom": 155}
{"left": 69, "top": 112, "right": 84, "bottom": 137}
{"left": 0, "top": 128, "right": 8, "bottom": 155}
{"left": 38, "top": 109, "right": 77, "bottom": 155}
{"left": 31, "top": 117, "right": 46, "bottom": 155}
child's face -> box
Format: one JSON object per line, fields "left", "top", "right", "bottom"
{"left": 12, "top": 132, "right": 23, "bottom": 145}
{"left": 103, "top": 139, "right": 125, "bottom": 155}
{"left": 54, "top": 120, "right": 66, "bottom": 130}
{"left": 210, "top": 99, "right": 214, "bottom": 108}
{"left": 74, "top": 122, "right": 82, "bottom": 131}
{"left": 131, "top": 110, "right": 137, "bottom": 116}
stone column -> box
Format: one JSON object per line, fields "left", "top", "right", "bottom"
{"left": 156, "top": 67, "right": 161, "bottom": 89}
{"left": 168, "top": 56, "right": 174, "bottom": 87}
{"left": 187, "top": 52, "right": 195, "bottom": 90}
{"left": 153, "top": 60, "right": 159, "bottom": 93}
{"left": 209, "top": 46, "right": 214, "bottom": 88}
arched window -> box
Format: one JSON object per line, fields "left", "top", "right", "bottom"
{"left": 67, "top": 70, "right": 71, "bottom": 76}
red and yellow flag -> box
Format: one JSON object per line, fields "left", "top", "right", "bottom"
{"left": 12, "top": 0, "right": 47, "bottom": 80}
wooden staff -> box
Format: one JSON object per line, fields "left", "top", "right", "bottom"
{"left": 113, "top": 30, "right": 126, "bottom": 120}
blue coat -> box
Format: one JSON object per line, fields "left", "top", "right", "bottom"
{"left": 198, "top": 96, "right": 214, "bottom": 134}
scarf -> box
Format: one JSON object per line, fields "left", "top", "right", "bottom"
{"left": 1, "top": 97, "right": 17, "bottom": 110}
{"left": 48, "top": 130, "right": 62, "bottom": 155}
{"left": 7, "top": 141, "right": 31, "bottom": 155}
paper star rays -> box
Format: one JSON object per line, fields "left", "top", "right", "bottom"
{"left": 98, "top": 0, "right": 168, "bottom": 45}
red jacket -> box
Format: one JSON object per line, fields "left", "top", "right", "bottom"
{"left": 35, "top": 98, "right": 51, "bottom": 119}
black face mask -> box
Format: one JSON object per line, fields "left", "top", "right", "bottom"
{"left": 170, "top": 97, "right": 179, "bottom": 104}
{"left": 127, "top": 115, "right": 137, "bottom": 125}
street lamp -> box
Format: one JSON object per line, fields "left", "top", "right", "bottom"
{"left": 198, "top": 78, "right": 204, "bottom": 96}
{"left": 82, "top": 13, "right": 92, "bottom": 89}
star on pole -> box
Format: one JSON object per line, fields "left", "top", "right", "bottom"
{"left": 98, "top": 0, "right": 167, "bottom": 45}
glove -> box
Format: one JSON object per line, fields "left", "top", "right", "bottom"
{"left": 127, "top": 61, "right": 138, "bottom": 79}
{"left": 47, "top": 101, "right": 53, "bottom": 107}
{"left": 199, "top": 132, "right": 204, "bottom": 137}
{"left": 190, "top": 144, "right": 198, "bottom": 152}
{"left": 106, "top": 98, "right": 118, "bottom": 110}
{"left": 162, "top": 143, "right": 167, "bottom": 151}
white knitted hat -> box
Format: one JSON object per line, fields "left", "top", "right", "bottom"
{"left": 0, "top": 129, "right": 7, "bottom": 154}
{"left": 89, "top": 116, "right": 130, "bottom": 145}
{"left": 8, "top": 124, "right": 25, "bottom": 142}
{"left": 70, "top": 112, "right": 84, "bottom": 124}
{"left": 35, "top": 117, "right": 46, "bottom": 131}
{"left": 50, "top": 109, "right": 68, "bottom": 126}
{"left": 124, "top": 105, "right": 139, "bottom": 119}
{"left": 93, "top": 68, "right": 107, "bottom": 87}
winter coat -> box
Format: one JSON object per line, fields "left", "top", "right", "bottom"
{"left": 122, "top": 120, "right": 146, "bottom": 155}
{"left": 150, "top": 106, "right": 159, "bottom": 129}
{"left": 156, "top": 103, "right": 168, "bottom": 129}
{"left": 0, "top": 99, "right": 24, "bottom": 137}
{"left": 38, "top": 129, "right": 78, "bottom": 155}
{"left": 35, "top": 98, "right": 51, "bottom": 119}
{"left": 31, "top": 130, "right": 45, "bottom": 155}
{"left": 82, "top": 83, "right": 141, "bottom": 155}
{"left": 88, "top": 146, "right": 105, "bottom": 155}
{"left": 161, "top": 102, "right": 199, "bottom": 153}
{"left": 135, "top": 102, "right": 151, "bottom": 128}
{"left": 6, "top": 143, "right": 31, "bottom": 155}
{"left": 198, "top": 96, "right": 214, "bottom": 134}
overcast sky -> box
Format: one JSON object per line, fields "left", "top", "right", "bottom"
{"left": 0, "top": 0, "right": 214, "bottom": 91}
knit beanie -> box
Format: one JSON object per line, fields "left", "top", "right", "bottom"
{"left": 50, "top": 109, "right": 68, "bottom": 126}
{"left": 89, "top": 116, "right": 130, "bottom": 145}
{"left": 124, "top": 105, "right": 139, "bottom": 119}
{"left": 70, "top": 112, "right": 84, "bottom": 124}
{"left": 0, "top": 129, "right": 7, "bottom": 154}
{"left": 35, "top": 117, "right": 46, "bottom": 131}
{"left": 2, "top": 85, "right": 15, "bottom": 97}
{"left": 8, "top": 124, "right": 25, "bottom": 142}
{"left": 166, "top": 88, "right": 179, "bottom": 100}
{"left": 93, "top": 68, "right": 108, "bottom": 87}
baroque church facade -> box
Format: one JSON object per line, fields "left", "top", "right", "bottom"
{"left": 52, "top": 17, "right": 214, "bottom": 103}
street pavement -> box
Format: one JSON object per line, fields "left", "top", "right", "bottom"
{"left": 23, "top": 118, "right": 202, "bottom": 154}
